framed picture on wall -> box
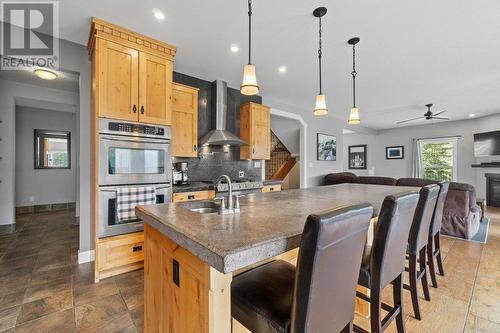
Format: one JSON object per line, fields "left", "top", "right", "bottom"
{"left": 348, "top": 145, "right": 367, "bottom": 169}
{"left": 317, "top": 133, "right": 337, "bottom": 161}
{"left": 386, "top": 146, "right": 404, "bottom": 160}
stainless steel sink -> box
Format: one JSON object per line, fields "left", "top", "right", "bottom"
{"left": 180, "top": 200, "right": 220, "bottom": 214}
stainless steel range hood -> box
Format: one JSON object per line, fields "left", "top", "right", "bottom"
{"left": 199, "top": 80, "right": 247, "bottom": 146}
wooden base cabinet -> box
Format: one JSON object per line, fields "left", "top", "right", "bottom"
{"left": 262, "top": 184, "right": 282, "bottom": 193}
{"left": 240, "top": 102, "right": 271, "bottom": 160}
{"left": 172, "top": 190, "right": 215, "bottom": 203}
{"left": 95, "top": 232, "right": 144, "bottom": 281}
{"left": 172, "top": 83, "right": 199, "bottom": 157}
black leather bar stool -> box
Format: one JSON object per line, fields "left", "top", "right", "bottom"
{"left": 404, "top": 184, "right": 440, "bottom": 320}
{"left": 231, "top": 204, "right": 374, "bottom": 333}
{"left": 427, "top": 182, "right": 449, "bottom": 288}
{"left": 354, "top": 192, "right": 420, "bottom": 333}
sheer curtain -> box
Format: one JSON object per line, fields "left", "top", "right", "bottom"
{"left": 411, "top": 138, "right": 422, "bottom": 178}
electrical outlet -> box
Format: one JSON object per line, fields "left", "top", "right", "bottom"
{"left": 29, "top": 196, "right": 35, "bottom": 203}
{"left": 238, "top": 171, "right": 245, "bottom": 178}
{"left": 254, "top": 161, "right": 261, "bottom": 168}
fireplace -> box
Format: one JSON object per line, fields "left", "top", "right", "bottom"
{"left": 486, "top": 173, "right": 500, "bottom": 207}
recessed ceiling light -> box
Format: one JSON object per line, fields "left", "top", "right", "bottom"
{"left": 152, "top": 8, "right": 165, "bottom": 20}
{"left": 469, "top": 113, "right": 476, "bottom": 118}
{"left": 34, "top": 69, "right": 57, "bottom": 80}
{"left": 278, "top": 65, "right": 287, "bottom": 73}
{"left": 230, "top": 44, "right": 239, "bottom": 53}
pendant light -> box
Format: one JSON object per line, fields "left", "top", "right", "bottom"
{"left": 240, "top": 0, "right": 259, "bottom": 95}
{"left": 348, "top": 37, "right": 361, "bottom": 124}
{"left": 313, "top": 7, "right": 328, "bottom": 116}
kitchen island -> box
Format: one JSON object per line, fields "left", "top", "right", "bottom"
{"left": 136, "top": 183, "right": 420, "bottom": 333}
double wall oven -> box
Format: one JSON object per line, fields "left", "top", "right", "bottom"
{"left": 98, "top": 118, "right": 172, "bottom": 238}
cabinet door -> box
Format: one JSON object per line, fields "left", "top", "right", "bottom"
{"left": 138, "top": 52, "right": 173, "bottom": 125}
{"left": 172, "top": 84, "right": 198, "bottom": 157}
{"left": 251, "top": 104, "right": 271, "bottom": 160}
{"left": 97, "top": 39, "right": 139, "bottom": 121}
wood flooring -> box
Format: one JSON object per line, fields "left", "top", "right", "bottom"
{"left": 0, "top": 207, "right": 499, "bottom": 332}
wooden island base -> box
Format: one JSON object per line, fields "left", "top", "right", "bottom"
{"left": 144, "top": 224, "right": 370, "bottom": 333}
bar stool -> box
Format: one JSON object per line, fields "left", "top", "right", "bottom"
{"left": 404, "top": 184, "right": 440, "bottom": 320}
{"left": 354, "top": 192, "right": 420, "bottom": 333}
{"left": 426, "top": 182, "right": 449, "bottom": 288}
{"left": 231, "top": 204, "right": 374, "bottom": 333}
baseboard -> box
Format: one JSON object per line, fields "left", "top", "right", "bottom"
{"left": 16, "top": 202, "right": 76, "bottom": 215}
{"left": 0, "top": 223, "right": 16, "bottom": 235}
{"left": 78, "top": 250, "right": 95, "bottom": 264}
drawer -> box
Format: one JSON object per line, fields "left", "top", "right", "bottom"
{"left": 97, "top": 232, "right": 144, "bottom": 272}
{"left": 262, "top": 184, "right": 282, "bottom": 193}
{"left": 172, "top": 190, "right": 215, "bottom": 203}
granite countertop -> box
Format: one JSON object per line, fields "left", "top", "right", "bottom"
{"left": 136, "top": 183, "right": 420, "bottom": 274}
{"left": 172, "top": 181, "right": 215, "bottom": 193}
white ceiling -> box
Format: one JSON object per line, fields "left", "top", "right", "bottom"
{"left": 54, "top": 0, "right": 500, "bottom": 129}
{"left": 0, "top": 65, "right": 80, "bottom": 93}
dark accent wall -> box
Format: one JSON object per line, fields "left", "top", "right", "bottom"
{"left": 172, "top": 72, "right": 263, "bottom": 181}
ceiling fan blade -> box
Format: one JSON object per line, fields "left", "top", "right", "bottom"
{"left": 432, "top": 110, "right": 447, "bottom": 116}
{"left": 431, "top": 116, "right": 450, "bottom": 120}
{"left": 396, "top": 116, "right": 423, "bottom": 124}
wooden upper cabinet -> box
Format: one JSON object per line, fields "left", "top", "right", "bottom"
{"left": 172, "top": 83, "right": 199, "bottom": 157}
{"left": 138, "top": 53, "right": 173, "bottom": 125}
{"left": 240, "top": 102, "right": 271, "bottom": 160}
{"left": 97, "top": 39, "right": 139, "bottom": 122}
{"left": 88, "top": 18, "right": 176, "bottom": 125}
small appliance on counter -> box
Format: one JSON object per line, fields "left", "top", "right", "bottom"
{"left": 173, "top": 162, "right": 190, "bottom": 185}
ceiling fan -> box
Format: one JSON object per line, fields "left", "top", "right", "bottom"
{"left": 396, "top": 104, "right": 450, "bottom": 124}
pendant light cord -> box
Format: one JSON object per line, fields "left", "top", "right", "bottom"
{"left": 248, "top": 0, "right": 252, "bottom": 65}
{"left": 351, "top": 43, "right": 357, "bottom": 107}
{"left": 318, "top": 15, "right": 323, "bottom": 94}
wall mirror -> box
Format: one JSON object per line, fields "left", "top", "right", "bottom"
{"left": 34, "top": 129, "right": 71, "bottom": 169}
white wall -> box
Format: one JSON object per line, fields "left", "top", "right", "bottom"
{"left": 1, "top": 25, "right": 92, "bottom": 253}
{"left": 343, "top": 113, "right": 500, "bottom": 200}
{"left": 266, "top": 97, "right": 377, "bottom": 187}
{"left": 271, "top": 115, "right": 300, "bottom": 156}
{"left": 15, "top": 106, "right": 77, "bottom": 206}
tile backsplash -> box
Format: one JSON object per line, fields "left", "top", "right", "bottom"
{"left": 172, "top": 71, "right": 263, "bottom": 181}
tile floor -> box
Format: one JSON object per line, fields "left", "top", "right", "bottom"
{"left": 0, "top": 207, "right": 499, "bottom": 332}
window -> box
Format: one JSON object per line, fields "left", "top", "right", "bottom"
{"left": 34, "top": 129, "right": 71, "bottom": 169}
{"left": 418, "top": 138, "right": 457, "bottom": 182}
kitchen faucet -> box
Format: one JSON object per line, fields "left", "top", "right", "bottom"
{"left": 215, "top": 174, "right": 242, "bottom": 214}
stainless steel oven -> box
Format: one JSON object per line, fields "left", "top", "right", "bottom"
{"left": 98, "top": 183, "right": 171, "bottom": 238}
{"left": 97, "top": 118, "right": 172, "bottom": 237}
{"left": 98, "top": 118, "right": 171, "bottom": 186}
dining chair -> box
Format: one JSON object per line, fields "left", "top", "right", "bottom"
{"left": 354, "top": 191, "right": 420, "bottom": 333}
{"left": 426, "top": 182, "right": 449, "bottom": 288}
{"left": 404, "top": 184, "right": 440, "bottom": 320}
{"left": 231, "top": 203, "right": 374, "bottom": 333}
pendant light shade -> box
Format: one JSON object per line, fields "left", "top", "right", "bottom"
{"left": 348, "top": 37, "right": 360, "bottom": 124}
{"left": 314, "top": 94, "right": 328, "bottom": 116}
{"left": 241, "top": 64, "right": 259, "bottom": 95}
{"left": 240, "top": 0, "right": 259, "bottom": 95}
{"left": 348, "top": 107, "right": 360, "bottom": 124}
{"left": 313, "top": 7, "right": 328, "bottom": 116}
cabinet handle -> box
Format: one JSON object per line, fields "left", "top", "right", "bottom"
{"left": 193, "top": 145, "right": 197, "bottom": 152}
{"left": 132, "top": 245, "right": 142, "bottom": 252}
{"left": 132, "top": 104, "right": 137, "bottom": 113}
{"left": 187, "top": 195, "right": 195, "bottom": 200}
{"left": 140, "top": 106, "right": 145, "bottom": 114}
{"left": 173, "top": 259, "right": 180, "bottom": 287}
{"left": 253, "top": 148, "right": 255, "bottom": 154}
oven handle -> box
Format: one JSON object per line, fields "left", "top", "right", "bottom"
{"left": 100, "top": 134, "right": 170, "bottom": 145}
{"left": 100, "top": 184, "right": 171, "bottom": 192}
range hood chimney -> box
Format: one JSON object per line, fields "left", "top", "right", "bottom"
{"left": 199, "top": 80, "right": 248, "bottom": 146}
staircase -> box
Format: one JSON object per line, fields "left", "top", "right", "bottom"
{"left": 266, "top": 131, "right": 297, "bottom": 180}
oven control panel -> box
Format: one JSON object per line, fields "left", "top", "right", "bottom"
{"left": 108, "top": 122, "right": 165, "bottom": 137}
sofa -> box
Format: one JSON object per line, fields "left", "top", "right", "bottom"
{"left": 324, "top": 173, "right": 481, "bottom": 239}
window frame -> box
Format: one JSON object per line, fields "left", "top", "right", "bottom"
{"left": 418, "top": 137, "right": 458, "bottom": 182}
{"left": 34, "top": 129, "right": 71, "bottom": 170}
